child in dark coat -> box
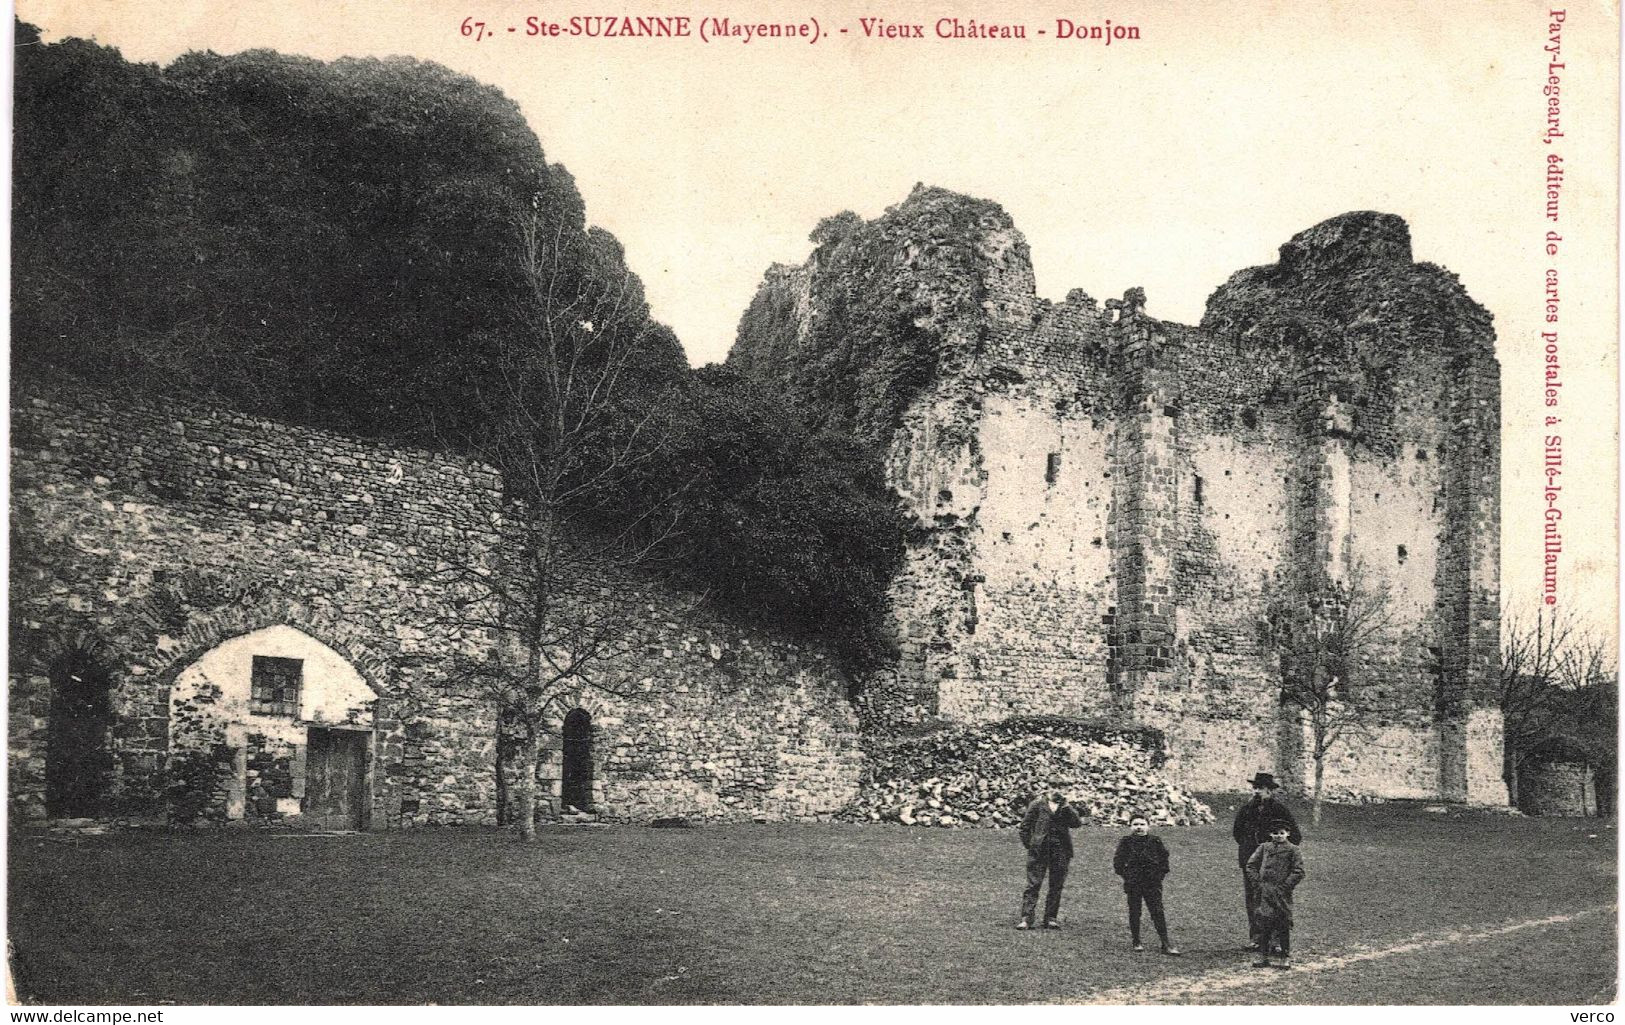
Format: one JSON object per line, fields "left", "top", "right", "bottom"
{"left": 1112, "top": 814, "right": 1181, "bottom": 955}
{"left": 1246, "top": 821, "right": 1306, "bottom": 968}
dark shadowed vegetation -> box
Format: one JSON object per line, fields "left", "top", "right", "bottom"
{"left": 11, "top": 20, "right": 907, "bottom": 678}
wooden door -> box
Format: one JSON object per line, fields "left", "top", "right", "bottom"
{"left": 305, "top": 727, "right": 367, "bottom": 830}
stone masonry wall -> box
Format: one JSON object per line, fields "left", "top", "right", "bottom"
{"left": 525, "top": 582, "right": 865, "bottom": 823}
{"left": 10, "top": 386, "right": 862, "bottom": 825}
{"left": 1520, "top": 760, "right": 1598, "bottom": 817}
{"left": 730, "top": 188, "right": 1504, "bottom": 804}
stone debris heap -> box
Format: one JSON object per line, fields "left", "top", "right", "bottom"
{"left": 841, "top": 716, "right": 1214, "bottom": 829}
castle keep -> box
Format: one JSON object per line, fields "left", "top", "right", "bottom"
{"left": 730, "top": 186, "right": 1504, "bottom": 802}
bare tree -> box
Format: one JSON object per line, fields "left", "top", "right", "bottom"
{"left": 1561, "top": 633, "right": 1619, "bottom": 814}
{"left": 1498, "top": 602, "right": 1585, "bottom": 807}
{"left": 419, "top": 200, "right": 687, "bottom": 839}
{"left": 1262, "top": 568, "right": 1399, "bottom": 825}
{"left": 1501, "top": 607, "right": 1619, "bottom": 812}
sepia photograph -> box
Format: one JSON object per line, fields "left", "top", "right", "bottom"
{"left": 5, "top": 0, "right": 1619, "bottom": 1011}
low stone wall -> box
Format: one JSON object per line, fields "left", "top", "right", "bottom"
{"left": 534, "top": 616, "right": 865, "bottom": 822}
{"left": 1520, "top": 760, "right": 1598, "bottom": 817}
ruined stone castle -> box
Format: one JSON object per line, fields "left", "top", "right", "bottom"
{"left": 8, "top": 185, "right": 1505, "bottom": 828}
{"left": 730, "top": 186, "right": 1504, "bottom": 803}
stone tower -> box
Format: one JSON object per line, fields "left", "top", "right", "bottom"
{"left": 730, "top": 185, "right": 1504, "bottom": 803}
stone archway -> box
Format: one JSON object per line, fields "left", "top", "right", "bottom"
{"left": 168, "top": 624, "right": 379, "bottom": 826}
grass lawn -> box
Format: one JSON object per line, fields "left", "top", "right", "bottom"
{"left": 7, "top": 799, "right": 1617, "bottom": 1005}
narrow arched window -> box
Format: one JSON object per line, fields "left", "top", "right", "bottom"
{"left": 46, "top": 646, "right": 114, "bottom": 818}
{"left": 562, "top": 709, "right": 593, "bottom": 812}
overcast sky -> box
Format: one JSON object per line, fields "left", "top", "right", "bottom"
{"left": 15, "top": 0, "right": 1620, "bottom": 630}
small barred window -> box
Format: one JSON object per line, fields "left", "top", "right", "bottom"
{"left": 251, "top": 656, "right": 302, "bottom": 717}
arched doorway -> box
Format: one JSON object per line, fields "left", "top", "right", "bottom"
{"left": 45, "top": 646, "right": 114, "bottom": 818}
{"left": 561, "top": 709, "right": 593, "bottom": 812}
{"left": 167, "top": 625, "right": 377, "bottom": 826}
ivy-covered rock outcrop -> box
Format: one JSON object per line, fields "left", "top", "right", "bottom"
{"left": 729, "top": 184, "right": 1025, "bottom": 454}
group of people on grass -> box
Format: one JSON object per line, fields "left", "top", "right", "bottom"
{"left": 1017, "top": 771, "right": 1306, "bottom": 969}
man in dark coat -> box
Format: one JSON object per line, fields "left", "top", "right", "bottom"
{"left": 1232, "top": 772, "right": 1302, "bottom": 949}
{"left": 1017, "top": 787, "right": 1083, "bottom": 929}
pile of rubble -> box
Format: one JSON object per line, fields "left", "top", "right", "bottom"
{"left": 841, "top": 716, "right": 1214, "bottom": 829}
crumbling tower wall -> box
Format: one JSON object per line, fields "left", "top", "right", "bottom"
{"left": 730, "top": 185, "right": 1504, "bottom": 803}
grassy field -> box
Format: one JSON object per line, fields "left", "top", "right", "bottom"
{"left": 7, "top": 799, "right": 1616, "bottom": 1005}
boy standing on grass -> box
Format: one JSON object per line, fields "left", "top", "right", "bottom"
{"left": 1246, "top": 820, "right": 1306, "bottom": 969}
{"left": 1233, "top": 771, "right": 1301, "bottom": 949}
{"left": 1016, "top": 787, "right": 1082, "bottom": 930}
{"left": 1113, "top": 813, "right": 1182, "bottom": 955}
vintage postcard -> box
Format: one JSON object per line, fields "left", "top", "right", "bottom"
{"left": 7, "top": 0, "right": 1619, "bottom": 1012}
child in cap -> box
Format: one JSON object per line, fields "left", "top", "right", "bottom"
{"left": 1245, "top": 820, "right": 1306, "bottom": 968}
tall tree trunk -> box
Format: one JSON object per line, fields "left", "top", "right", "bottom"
{"left": 513, "top": 726, "right": 538, "bottom": 841}
{"left": 516, "top": 507, "right": 548, "bottom": 844}
{"left": 1311, "top": 749, "right": 1325, "bottom": 826}
{"left": 495, "top": 707, "right": 518, "bottom": 827}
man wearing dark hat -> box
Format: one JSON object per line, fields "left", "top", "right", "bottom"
{"left": 1232, "top": 771, "right": 1301, "bottom": 949}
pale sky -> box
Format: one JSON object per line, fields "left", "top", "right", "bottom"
{"left": 14, "top": 0, "right": 1621, "bottom": 632}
